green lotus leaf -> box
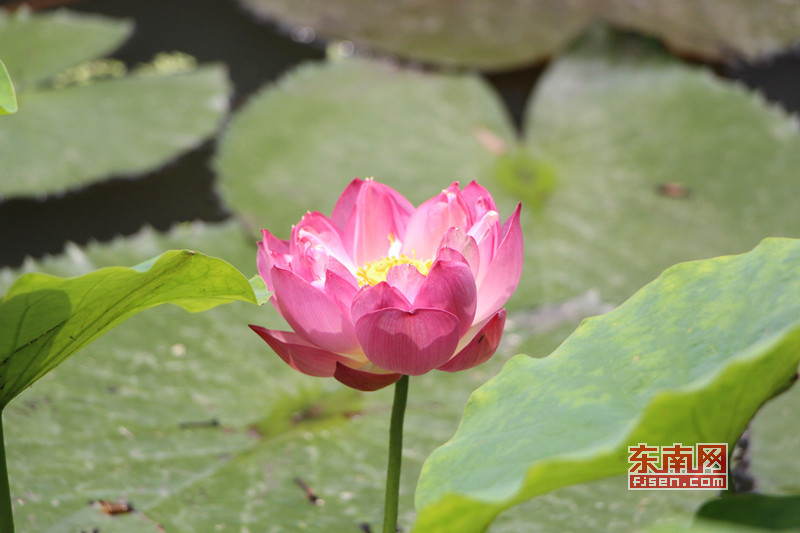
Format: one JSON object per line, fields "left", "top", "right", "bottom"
{"left": 599, "top": 0, "right": 800, "bottom": 62}
{"left": 415, "top": 238, "right": 800, "bottom": 532}
{"left": 237, "top": 0, "right": 590, "bottom": 70}
{"left": 215, "top": 57, "right": 515, "bottom": 234}
{"left": 520, "top": 34, "right": 800, "bottom": 306}
{"left": 236, "top": 0, "right": 800, "bottom": 69}
{"left": 0, "top": 65, "right": 230, "bottom": 198}
{"left": 696, "top": 494, "right": 800, "bottom": 531}
{"left": 0, "top": 9, "right": 230, "bottom": 198}
{"left": 0, "top": 248, "right": 255, "bottom": 409}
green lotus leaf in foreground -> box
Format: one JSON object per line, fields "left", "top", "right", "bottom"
{"left": 0, "top": 249, "right": 256, "bottom": 409}
{"left": 415, "top": 238, "right": 800, "bottom": 532}
{"left": 0, "top": 60, "right": 17, "bottom": 114}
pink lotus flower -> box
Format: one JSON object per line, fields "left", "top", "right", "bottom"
{"left": 250, "top": 178, "right": 523, "bottom": 391}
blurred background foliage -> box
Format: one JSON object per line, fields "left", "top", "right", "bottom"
{"left": 1, "top": 0, "right": 800, "bottom": 531}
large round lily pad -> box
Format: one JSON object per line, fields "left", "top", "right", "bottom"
{"left": 236, "top": 0, "right": 800, "bottom": 69}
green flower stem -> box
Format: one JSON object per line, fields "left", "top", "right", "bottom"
{"left": 0, "top": 411, "right": 14, "bottom": 533}
{"left": 383, "top": 375, "right": 409, "bottom": 533}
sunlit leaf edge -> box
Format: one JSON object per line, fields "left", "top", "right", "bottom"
{"left": 0, "top": 59, "right": 17, "bottom": 114}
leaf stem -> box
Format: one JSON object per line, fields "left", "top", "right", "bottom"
{"left": 0, "top": 411, "right": 15, "bottom": 533}
{"left": 383, "top": 375, "right": 409, "bottom": 533}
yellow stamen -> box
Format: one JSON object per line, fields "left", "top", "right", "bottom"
{"left": 356, "top": 255, "right": 433, "bottom": 287}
